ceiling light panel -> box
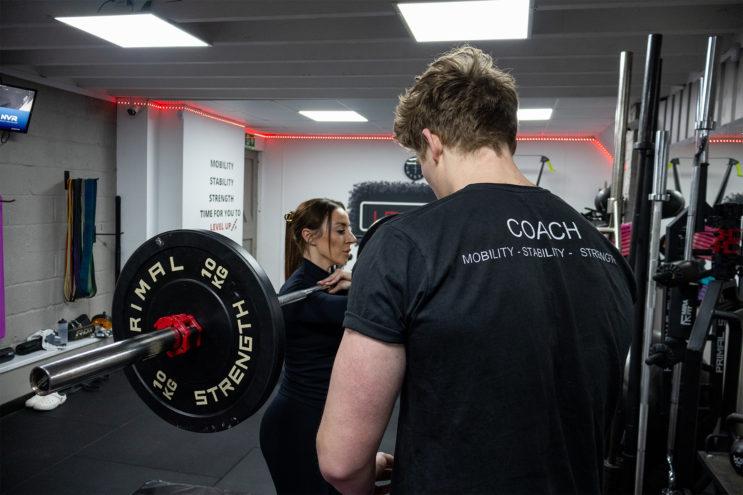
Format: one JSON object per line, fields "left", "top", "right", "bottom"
{"left": 55, "top": 14, "right": 208, "bottom": 48}
{"left": 299, "top": 111, "right": 368, "bottom": 122}
{"left": 518, "top": 108, "right": 553, "bottom": 120}
{"left": 397, "top": 0, "right": 531, "bottom": 42}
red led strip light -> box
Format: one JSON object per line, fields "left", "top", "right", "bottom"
{"left": 710, "top": 136, "right": 743, "bottom": 143}
{"left": 589, "top": 138, "right": 613, "bottom": 163}
{"left": 252, "top": 133, "right": 614, "bottom": 161}
{"left": 517, "top": 136, "right": 614, "bottom": 163}
{"left": 120, "top": 99, "right": 616, "bottom": 161}
{"left": 250, "top": 133, "right": 394, "bottom": 141}
{"left": 117, "top": 99, "right": 245, "bottom": 128}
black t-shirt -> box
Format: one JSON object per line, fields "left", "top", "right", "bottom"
{"left": 345, "top": 183, "right": 635, "bottom": 494}
{"left": 279, "top": 259, "right": 347, "bottom": 409}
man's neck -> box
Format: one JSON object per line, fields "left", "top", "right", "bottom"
{"left": 437, "top": 146, "right": 534, "bottom": 197}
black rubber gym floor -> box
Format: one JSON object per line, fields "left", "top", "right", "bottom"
{"left": 0, "top": 370, "right": 399, "bottom": 495}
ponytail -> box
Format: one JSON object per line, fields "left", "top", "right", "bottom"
{"left": 284, "top": 210, "right": 302, "bottom": 279}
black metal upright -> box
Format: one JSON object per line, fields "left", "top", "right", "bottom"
{"left": 671, "top": 35, "right": 721, "bottom": 488}
{"left": 621, "top": 33, "right": 663, "bottom": 489}
{"left": 602, "top": 50, "right": 634, "bottom": 495}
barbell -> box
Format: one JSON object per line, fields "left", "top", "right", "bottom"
{"left": 29, "top": 229, "right": 330, "bottom": 433}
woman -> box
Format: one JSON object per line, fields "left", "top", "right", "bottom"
{"left": 260, "top": 198, "right": 357, "bottom": 495}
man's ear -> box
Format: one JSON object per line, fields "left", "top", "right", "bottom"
{"left": 422, "top": 128, "right": 443, "bottom": 164}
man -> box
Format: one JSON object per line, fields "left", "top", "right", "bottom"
{"left": 316, "top": 46, "right": 635, "bottom": 495}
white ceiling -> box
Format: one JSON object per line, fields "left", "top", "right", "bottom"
{"left": 1, "top": 0, "right": 742, "bottom": 137}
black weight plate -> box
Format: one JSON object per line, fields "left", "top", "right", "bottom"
{"left": 112, "top": 230, "right": 284, "bottom": 432}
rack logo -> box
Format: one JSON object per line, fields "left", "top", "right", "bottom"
{"left": 0, "top": 114, "right": 18, "bottom": 124}
{"left": 680, "top": 299, "right": 693, "bottom": 326}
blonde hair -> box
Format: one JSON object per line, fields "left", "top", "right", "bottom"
{"left": 284, "top": 198, "right": 346, "bottom": 279}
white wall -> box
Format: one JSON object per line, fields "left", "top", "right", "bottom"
{"left": 153, "top": 107, "right": 184, "bottom": 234}
{"left": 117, "top": 104, "right": 154, "bottom": 265}
{"left": 256, "top": 138, "right": 618, "bottom": 291}
{"left": 0, "top": 78, "right": 117, "bottom": 344}
{"left": 117, "top": 106, "right": 245, "bottom": 263}
{"left": 181, "top": 112, "right": 244, "bottom": 243}
{"left": 514, "top": 140, "right": 614, "bottom": 210}
{"left": 666, "top": 141, "right": 743, "bottom": 204}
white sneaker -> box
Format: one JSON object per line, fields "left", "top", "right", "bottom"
{"left": 25, "top": 394, "right": 43, "bottom": 408}
{"left": 32, "top": 393, "right": 67, "bottom": 411}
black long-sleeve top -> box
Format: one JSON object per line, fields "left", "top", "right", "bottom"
{"left": 277, "top": 259, "right": 348, "bottom": 409}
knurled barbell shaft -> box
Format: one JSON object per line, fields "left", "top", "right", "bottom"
{"left": 30, "top": 285, "right": 327, "bottom": 396}
{"left": 277, "top": 284, "right": 327, "bottom": 305}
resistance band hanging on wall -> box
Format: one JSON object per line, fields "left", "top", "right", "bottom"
{"left": 64, "top": 178, "right": 98, "bottom": 301}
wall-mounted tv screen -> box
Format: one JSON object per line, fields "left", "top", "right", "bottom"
{"left": 0, "top": 83, "right": 37, "bottom": 133}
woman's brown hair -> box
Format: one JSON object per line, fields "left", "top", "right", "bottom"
{"left": 284, "top": 198, "right": 346, "bottom": 279}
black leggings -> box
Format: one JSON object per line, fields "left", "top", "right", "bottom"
{"left": 259, "top": 393, "right": 340, "bottom": 495}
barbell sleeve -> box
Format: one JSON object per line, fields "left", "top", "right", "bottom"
{"left": 29, "top": 284, "right": 329, "bottom": 396}
{"left": 30, "top": 328, "right": 177, "bottom": 395}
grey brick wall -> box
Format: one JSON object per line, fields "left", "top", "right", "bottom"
{"left": 0, "top": 77, "right": 117, "bottom": 351}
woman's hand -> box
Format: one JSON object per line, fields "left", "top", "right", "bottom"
{"left": 374, "top": 452, "right": 394, "bottom": 494}
{"left": 318, "top": 268, "right": 352, "bottom": 293}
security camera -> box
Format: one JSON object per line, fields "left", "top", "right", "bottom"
{"left": 127, "top": 106, "right": 138, "bottom": 116}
